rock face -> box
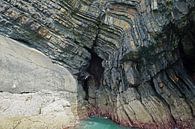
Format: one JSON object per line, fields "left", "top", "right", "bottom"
{"left": 0, "top": 0, "right": 195, "bottom": 129}
{"left": 0, "top": 35, "right": 78, "bottom": 129}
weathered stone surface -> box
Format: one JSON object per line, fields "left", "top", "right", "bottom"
{"left": 0, "top": 0, "right": 195, "bottom": 129}
{"left": 0, "top": 91, "right": 76, "bottom": 129}
{"left": 0, "top": 35, "right": 78, "bottom": 129}
{"left": 0, "top": 35, "right": 77, "bottom": 94}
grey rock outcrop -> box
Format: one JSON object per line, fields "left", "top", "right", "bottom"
{"left": 0, "top": 35, "right": 77, "bottom": 93}
{"left": 0, "top": 35, "right": 78, "bottom": 129}
{"left": 0, "top": 0, "right": 195, "bottom": 129}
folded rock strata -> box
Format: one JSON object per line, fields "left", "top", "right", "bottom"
{"left": 0, "top": 0, "right": 195, "bottom": 129}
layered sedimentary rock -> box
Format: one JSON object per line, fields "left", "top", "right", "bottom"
{"left": 0, "top": 35, "right": 78, "bottom": 129}
{"left": 0, "top": 0, "right": 195, "bottom": 129}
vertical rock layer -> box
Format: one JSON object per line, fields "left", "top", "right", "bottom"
{"left": 0, "top": 0, "right": 195, "bottom": 129}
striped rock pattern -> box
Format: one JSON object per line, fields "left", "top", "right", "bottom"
{"left": 0, "top": 0, "right": 195, "bottom": 128}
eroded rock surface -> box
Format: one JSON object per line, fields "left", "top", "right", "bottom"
{"left": 0, "top": 35, "right": 78, "bottom": 129}
{"left": 0, "top": 0, "right": 195, "bottom": 129}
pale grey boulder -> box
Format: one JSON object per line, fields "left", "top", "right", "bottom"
{"left": 0, "top": 91, "right": 77, "bottom": 129}
{"left": 0, "top": 35, "right": 77, "bottom": 93}
{"left": 0, "top": 35, "right": 78, "bottom": 129}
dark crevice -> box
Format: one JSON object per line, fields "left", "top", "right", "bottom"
{"left": 19, "top": 91, "right": 34, "bottom": 94}
{"left": 179, "top": 42, "right": 195, "bottom": 80}
{"left": 82, "top": 47, "right": 104, "bottom": 100}
{"left": 80, "top": 12, "right": 105, "bottom": 101}
{"left": 86, "top": 47, "right": 104, "bottom": 87}
{"left": 83, "top": 78, "right": 89, "bottom": 100}
{"left": 178, "top": 19, "right": 195, "bottom": 82}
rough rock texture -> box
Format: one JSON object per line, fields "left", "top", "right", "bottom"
{"left": 0, "top": 91, "right": 76, "bottom": 129}
{"left": 0, "top": 0, "right": 195, "bottom": 129}
{"left": 0, "top": 35, "right": 78, "bottom": 129}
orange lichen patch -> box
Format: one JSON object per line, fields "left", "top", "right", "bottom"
{"left": 38, "top": 27, "right": 49, "bottom": 37}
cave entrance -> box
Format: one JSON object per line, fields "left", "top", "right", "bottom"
{"left": 83, "top": 49, "right": 104, "bottom": 100}
{"left": 179, "top": 13, "right": 195, "bottom": 81}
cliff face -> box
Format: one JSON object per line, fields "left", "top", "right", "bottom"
{"left": 0, "top": 0, "right": 195, "bottom": 129}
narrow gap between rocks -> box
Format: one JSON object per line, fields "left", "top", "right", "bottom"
{"left": 83, "top": 48, "right": 104, "bottom": 100}
{"left": 81, "top": 11, "right": 105, "bottom": 101}
{"left": 179, "top": 18, "right": 195, "bottom": 82}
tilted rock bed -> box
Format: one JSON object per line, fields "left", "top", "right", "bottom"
{"left": 0, "top": 0, "right": 195, "bottom": 129}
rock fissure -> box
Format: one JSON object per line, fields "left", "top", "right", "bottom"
{"left": 79, "top": 11, "right": 105, "bottom": 101}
